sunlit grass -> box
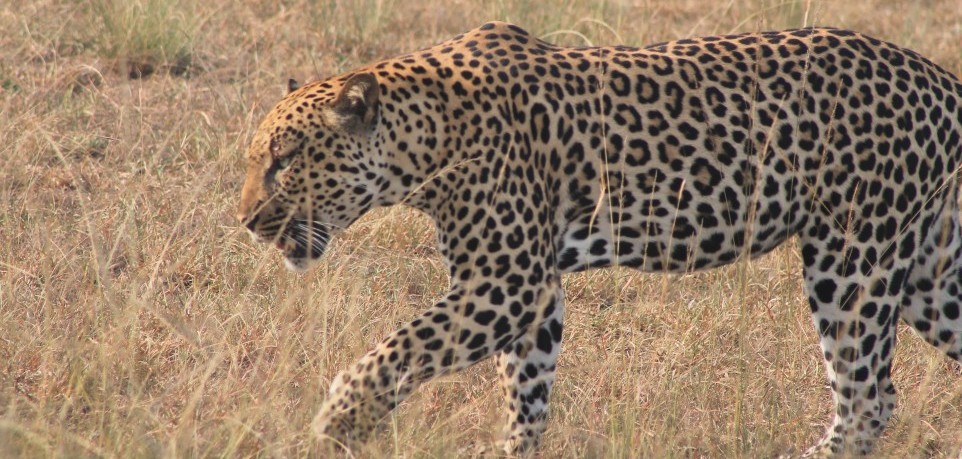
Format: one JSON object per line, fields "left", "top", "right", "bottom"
{"left": 88, "top": 0, "right": 200, "bottom": 77}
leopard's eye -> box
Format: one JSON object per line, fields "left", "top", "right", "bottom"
{"left": 266, "top": 154, "right": 292, "bottom": 180}
{"left": 269, "top": 138, "right": 293, "bottom": 170}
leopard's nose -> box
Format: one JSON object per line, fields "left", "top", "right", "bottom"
{"left": 238, "top": 212, "right": 260, "bottom": 232}
{"left": 242, "top": 215, "right": 261, "bottom": 232}
{"left": 237, "top": 199, "right": 260, "bottom": 226}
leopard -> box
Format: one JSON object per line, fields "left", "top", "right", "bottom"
{"left": 236, "top": 22, "right": 962, "bottom": 457}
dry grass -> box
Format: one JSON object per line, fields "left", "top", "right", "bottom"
{"left": 2, "top": 0, "right": 962, "bottom": 457}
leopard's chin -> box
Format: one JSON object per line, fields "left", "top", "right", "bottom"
{"left": 281, "top": 242, "right": 327, "bottom": 272}
{"left": 282, "top": 255, "right": 312, "bottom": 272}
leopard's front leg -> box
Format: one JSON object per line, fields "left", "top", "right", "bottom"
{"left": 495, "top": 282, "right": 564, "bottom": 455}
{"left": 313, "top": 278, "right": 560, "bottom": 452}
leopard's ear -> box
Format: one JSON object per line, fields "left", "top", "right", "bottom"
{"left": 331, "top": 73, "right": 379, "bottom": 134}
{"left": 287, "top": 78, "right": 300, "bottom": 94}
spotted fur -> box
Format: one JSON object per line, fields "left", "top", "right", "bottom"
{"left": 237, "top": 22, "right": 962, "bottom": 457}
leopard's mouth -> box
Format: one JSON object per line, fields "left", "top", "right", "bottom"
{"left": 279, "top": 219, "right": 330, "bottom": 272}
{"left": 247, "top": 217, "right": 331, "bottom": 272}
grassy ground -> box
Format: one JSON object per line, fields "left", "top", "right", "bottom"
{"left": 2, "top": 0, "right": 962, "bottom": 457}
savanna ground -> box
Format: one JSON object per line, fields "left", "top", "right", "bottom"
{"left": 2, "top": 0, "right": 962, "bottom": 457}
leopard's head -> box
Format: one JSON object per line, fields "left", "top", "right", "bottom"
{"left": 237, "top": 73, "right": 383, "bottom": 271}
